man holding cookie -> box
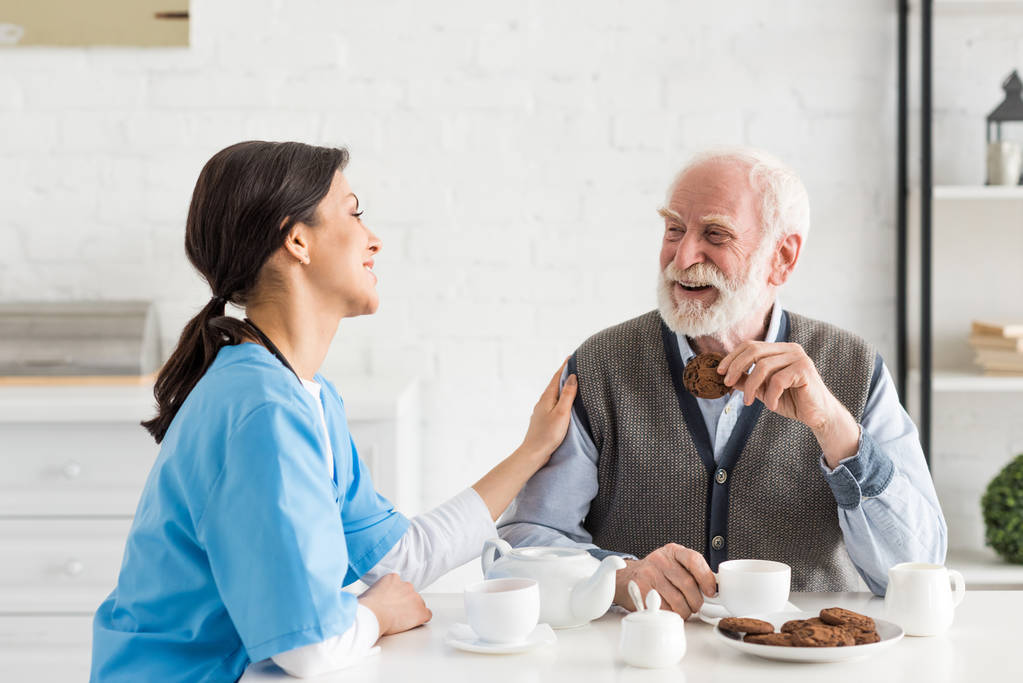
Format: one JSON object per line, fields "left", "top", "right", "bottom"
{"left": 498, "top": 148, "right": 947, "bottom": 617}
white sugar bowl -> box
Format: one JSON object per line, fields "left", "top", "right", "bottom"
{"left": 619, "top": 585, "right": 686, "bottom": 668}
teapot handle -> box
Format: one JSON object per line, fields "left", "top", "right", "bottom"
{"left": 481, "top": 538, "right": 512, "bottom": 576}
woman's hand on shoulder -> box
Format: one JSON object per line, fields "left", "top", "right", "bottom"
{"left": 358, "top": 573, "right": 431, "bottom": 637}
{"left": 470, "top": 362, "right": 578, "bottom": 521}
{"left": 518, "top": 361, "right": 578, "bottom": 466}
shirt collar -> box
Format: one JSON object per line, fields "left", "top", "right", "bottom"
{"left": 676, "top": 300, "right": 783, "bottom": 365}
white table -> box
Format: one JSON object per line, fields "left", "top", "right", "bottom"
{"left": 241, "top": 591, "right": 1022, "bottom": 682}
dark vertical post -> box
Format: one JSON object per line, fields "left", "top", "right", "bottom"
{"left": 921, "top": 0, "right": 933, "bottom": 466}
{"left": 897, "top": 0, "right": 909, "bottom": 406}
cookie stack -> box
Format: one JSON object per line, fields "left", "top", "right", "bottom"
{"left": 719, "top": 608, "right": 880, "bottom": 647}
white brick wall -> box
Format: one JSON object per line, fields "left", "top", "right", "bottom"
{"left": 1, "top": 1, "right": 908, "bottom": 512}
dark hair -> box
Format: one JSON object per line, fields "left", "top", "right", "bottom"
{"left": 142, "top": 141, "right": 349, "bottom": 443}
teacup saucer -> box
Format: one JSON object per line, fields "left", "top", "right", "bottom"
{"left": 697, "top": 601, "right": 800, "bottom": 627}
{"left": 444, "top": 623, "right": 557, "bottom": 654}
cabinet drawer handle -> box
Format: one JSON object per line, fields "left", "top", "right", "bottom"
{"left": 64, "top": 559, "right": 84, "bottom": 577}
{"left": 62, "top": 461, "right": 82, "bottom": 479}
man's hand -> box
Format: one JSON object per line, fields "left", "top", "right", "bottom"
{"left": 717, "top": 341, "right": 860, "bottom": 468}
{"left": 613, "top": 543, "right": 717, "bottom": 619}
{"left": 358, "top": 573, "right": 432, "bottom": 637}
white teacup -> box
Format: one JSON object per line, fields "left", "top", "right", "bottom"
{"left": 701, "top": 559, "right": 791, "bottom": 617}
{"left": 464, "top": 578, "right": 540, "bottom": 644}
{"left": 884, "top": 562, "right": 965, "bottom": 636}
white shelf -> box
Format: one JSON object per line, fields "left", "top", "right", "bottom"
{"left": 910, "top": 369, "right": 1023, "bottom": 392}
{"left": 948, "top": 548, "right": 1023, "bottom": 589}
{"left": 913, "top": 0, "right": 1023, "bottom": 11}
{"left": 933, "top": 185, "right": 1023, "bottom": 200}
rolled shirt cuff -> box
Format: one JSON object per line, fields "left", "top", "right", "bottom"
{"left": 269, "top": 604, "right": 381, "bottom": 677}
{"left": 820, "top": 427, "right": 896, "bottom": 510}
{"left": 587, "top": 548, "right": 638, "bottom": 561}
{"left": 462, "top": 487, "right": 500, "bottom": 552}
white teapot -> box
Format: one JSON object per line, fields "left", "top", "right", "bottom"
{"left": 481, "top": 538, "right": 626, "bottom": 629}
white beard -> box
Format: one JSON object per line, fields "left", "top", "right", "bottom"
{"left": 656, "top": 247, "right": 772, "bottom": 340}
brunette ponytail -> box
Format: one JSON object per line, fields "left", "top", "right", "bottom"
{"left": 142, "top": 141, "right": 349, "bottom": 443}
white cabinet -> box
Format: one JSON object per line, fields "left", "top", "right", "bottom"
{"left": 0, "top": 377, "right": 418, "bottom": 679}
{"left": 0, "top": 519, "right": 134, "bottom": 613}
{"left": 0, "top": 423, "right": 156, "bottom": 516}
{"left": 0, "top": 615, "right": 94, "bottom": 682}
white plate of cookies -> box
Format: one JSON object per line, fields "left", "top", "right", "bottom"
{"left": 713, "top": 607, "right": 904, "bottom": 663}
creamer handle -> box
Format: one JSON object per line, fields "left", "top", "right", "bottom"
{"left": 481, "top": 538, "right": 512, "bottom": 576}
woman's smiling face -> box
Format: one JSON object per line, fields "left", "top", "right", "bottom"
{"left": 303, "top": 171, "right": 383, "bottom": 318}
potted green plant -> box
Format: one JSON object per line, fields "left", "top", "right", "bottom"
{"left": 982, "top": 453, "right": 1023, "bottom": 564}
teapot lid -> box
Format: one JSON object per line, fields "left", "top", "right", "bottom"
{"left": 508, "top": 546, "right": 593, "bottom": 561}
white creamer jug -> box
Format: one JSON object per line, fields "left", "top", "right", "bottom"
{"left": 884, "top": 562, "right": 965, "bottom": 636}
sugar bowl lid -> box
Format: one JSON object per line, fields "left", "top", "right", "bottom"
{"left": 623, "top": 586, "right": 683, "bottom": 624}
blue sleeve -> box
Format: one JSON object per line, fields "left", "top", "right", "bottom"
{"left": 819, "top": 356, "right": 948, "bottom": 595}
{"left": 338, "top": 435, "right": 410, "bottom": 585}
{"left": 196, "top": 403, "right": 358, "bottom": 663}
{"left": 316, "top": 377, "right": 410, "bottom": 585}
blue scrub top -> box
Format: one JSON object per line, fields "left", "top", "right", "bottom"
{"left": 90, "top": 343, "right": 409, "bottom": 682}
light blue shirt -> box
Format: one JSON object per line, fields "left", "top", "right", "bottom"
{"left": 499, "top": 304, "right": 947, "bottom": 595}
{"left": 91, "top": 343, "right": 409, "bottom": 682}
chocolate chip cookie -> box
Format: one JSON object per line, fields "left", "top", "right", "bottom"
{"left": 789, "top": 623, "right": 856, "bottom": 647}
{"left": 819, "top": 607, "right": 876, "bottom": 631}
{"left": 845, "top": 627, "right": 881, "bottom": 645}
{"left": 718, "top": 617, "right": 775, "bottom": 635}
{"left": 683, "top": 352, "right": 730, "bottom": 399}
{"left": 743, "top": 632, "right": 795, "bottom": 646}
{"left": 780, "top": 617, "right": 825, "bottom": 633}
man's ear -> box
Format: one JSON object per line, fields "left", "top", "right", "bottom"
{"left": 282, "top": 223, "right": 312, "bottom": 266}
{"left": 767, "top": 233, "right": 802, "bottom": 287}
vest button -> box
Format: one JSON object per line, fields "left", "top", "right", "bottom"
{"left": 711, "top": 535, "right": 725, "bottom": 551}
{"left": 715, "top": 468, "right": 728, "bottom": 484}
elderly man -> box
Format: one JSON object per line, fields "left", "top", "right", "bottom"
{"left": 499, "top": 148, "right": 946, "bottom": 618}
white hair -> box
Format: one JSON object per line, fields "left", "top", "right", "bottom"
{"left": 664, "top": 147, "right": 810, "bottom": 246}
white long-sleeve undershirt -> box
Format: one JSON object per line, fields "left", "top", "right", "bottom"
{"left": 271, "top": 379, "right": 497, "bottom": 679}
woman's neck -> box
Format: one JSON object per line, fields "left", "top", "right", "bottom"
{"left": 245, "top": 295, "right": 341, "bottom": 382}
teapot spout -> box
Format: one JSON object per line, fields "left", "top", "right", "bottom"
{"left": 570, "top": 555, "right": 627, "bottom": 624}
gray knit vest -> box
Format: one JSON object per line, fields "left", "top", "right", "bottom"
{"left": 574, "top": 309, "right": 876, "bottom": 591}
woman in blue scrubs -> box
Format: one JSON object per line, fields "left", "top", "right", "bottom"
{"left": 90, "top": 141, "right": 578, "bottom": 682}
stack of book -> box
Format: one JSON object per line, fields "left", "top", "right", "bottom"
{"left": 970, "top": 320, "right": 1023, "bottom": 375}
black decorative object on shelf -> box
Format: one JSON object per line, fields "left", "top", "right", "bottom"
{"left": 986, "top": 70, "right": 1023, "bottom": 186}
{"left": 987, "top": 70, "right": 1023, "bottom": 143}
